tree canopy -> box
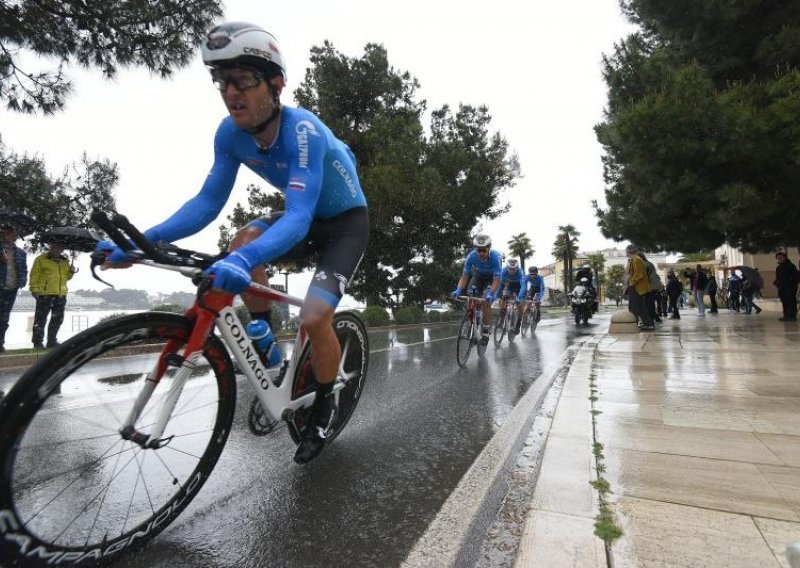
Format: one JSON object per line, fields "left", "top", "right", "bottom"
{"left": 507, "top": 233, "right": 534, "bottom": 270}
{"left": 595, "top": 0, "right": 800, "bottom": 252}
{"left": 223, "top": 42, "right": 520, "bottom": 306}
{"left": 0, "top": 139, "right": 117, "bottom": 244}
{"left": 1, "top": 0, "right": 222, "bottom": 114}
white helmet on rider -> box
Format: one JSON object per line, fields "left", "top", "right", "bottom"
{"left": 472, "top": 234, "right": 491, "bottom": 248}
{"left": 202, "top": 22, "right": 287, "bottom": 81}
{"left": 506, "top": 258, "right": 519, "bottom": 270}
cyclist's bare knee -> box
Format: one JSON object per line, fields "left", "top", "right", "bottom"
{"left": 300, "top": 299, "right": 335, "bottom": 337}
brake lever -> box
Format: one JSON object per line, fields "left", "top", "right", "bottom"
{"left": 90, "top": 251, "right": 116, "bottom": 289}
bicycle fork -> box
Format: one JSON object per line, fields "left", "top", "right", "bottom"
{"left": 121, "top": 304, "right": 221, "bottom": 449}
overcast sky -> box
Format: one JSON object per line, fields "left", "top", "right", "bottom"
{"left": 2, "top": 0, "right": 636, "bottom": 302}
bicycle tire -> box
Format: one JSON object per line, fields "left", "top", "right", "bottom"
{"left": 493, "top": 307, "right": 507, "bottom": 346}
{"left": 456, "top": 312, "right": 474, "bottom": 367}
{"left": 529, "top": 305, "right": 539, "bottom": 335}
{"left": 288, "top": 311, "right": 369, "bottom": 445}
{"left": 0, "top": 312, "right": 236, "bottom": 567}
{"left": 508, "top": 308, "right": 519, "bottom": 342}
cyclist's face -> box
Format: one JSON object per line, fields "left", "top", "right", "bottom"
{"left": 214, "top": 67, "right": 283, "bottom": 130}
{"left": 476, "top": 247, "right": 489, "bottom": 258}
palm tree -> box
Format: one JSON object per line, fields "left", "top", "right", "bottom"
{"left": 587, "top": 252, "right": 606, "bottom": 302}
{"left": 507, "top": 233, "right": 534, "bottom": 270}
{"left": 604, "top": 264, "right": 627, "bottom": 306}
{"left": 551, "top": 225, "right": 580, "bottom": 305}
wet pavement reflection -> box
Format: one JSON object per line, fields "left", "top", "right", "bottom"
{"left": 0, "top": 314, "right": 599, "bottom": 567}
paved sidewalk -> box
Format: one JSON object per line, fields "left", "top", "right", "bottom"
{"left": 517, "top": 310, "right": 800, "bottom": 567}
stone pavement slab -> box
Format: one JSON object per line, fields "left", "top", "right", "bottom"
{"left": 517, "top": 310, "right": 800, "bottom": 567}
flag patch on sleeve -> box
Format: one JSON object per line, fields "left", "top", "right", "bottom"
{"left": 287, "top": 178, "right": 306, "bottom": 192}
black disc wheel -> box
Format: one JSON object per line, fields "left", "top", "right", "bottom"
{"left": 456, "top": 312, "right": 474, "bottom": 367}
{"left": 508, "top": 309, "right": 519, "bottom": 342}
{"left": 0, "top": 312, "right": 236, "bottom": 566}
{"left": 493, "top": 308, "right": 507, "bottom": 346}
{"left": 288, "top": 311, "right": 369, "bottom": 445}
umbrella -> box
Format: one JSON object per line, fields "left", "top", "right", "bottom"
{"left": 736, "top": 266, "right": 764, "bottom": 289}
{"left": 40, "top": 226, "right": 103, "bottom": 253}
{"left": 0, "top": 209, "right": 38, "bottom": 237}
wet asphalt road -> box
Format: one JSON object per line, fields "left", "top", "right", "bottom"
{"left": 0, "top": 314, "right": 603, "bottom": 568}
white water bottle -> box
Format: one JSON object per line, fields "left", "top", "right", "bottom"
{"left": 246, "top": 319, "right": 282, "bottom": 368}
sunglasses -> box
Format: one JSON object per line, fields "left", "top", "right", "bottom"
{"left": 476, "top": 247, "right": 489, "bottom": 254}
{"left": 210, "top": 68, "right": 264, "bottom": 92}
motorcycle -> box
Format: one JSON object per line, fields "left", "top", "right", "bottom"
{"left": 570, "top": 277, "right": 593, "bottom": 325}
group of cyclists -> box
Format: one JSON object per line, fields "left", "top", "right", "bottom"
{"left": 450, "top": 234, "right": 545, "bottom": 345}
{"left": 94, "top": 20, "right": 544, "bottom": 464}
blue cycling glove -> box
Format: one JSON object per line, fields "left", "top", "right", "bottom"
{"left": 206, "top": 252, "right": 254, "bottom": 294}
{"left": 450, "top": 287, "right": 463, "bottom": 299}
{"left": 485, "top": 291, "right": 496, "bottom": 304}
{"left": 95, "top": 239, "right": 138, "bottom": 264}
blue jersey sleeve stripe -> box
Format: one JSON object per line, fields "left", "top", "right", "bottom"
{"left": 307, "top": 285, "right": 340, "bottom": 308}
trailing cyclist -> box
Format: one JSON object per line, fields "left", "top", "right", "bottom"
{"left": 451, "top": 234, "right": 502, "bottom": 345}
{"left": 500, "top": 258, "right": 523, "bottom": 335}
{"left": 515, "top": 266, "right": 545, "bottom": 334}
{"left": 98, "top": 22, "right": 369, "bottom": 465}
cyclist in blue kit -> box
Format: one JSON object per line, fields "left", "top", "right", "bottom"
{"left": 450, "top": 234, "right": 502, "bottom": 345}
{"left": 100, "top": 22, "right": 368, "bottom": 465}
{"left": 515, "top": 266, "right": 545, "bottom": 334}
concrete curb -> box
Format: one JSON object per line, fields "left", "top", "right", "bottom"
{"left": 401, "top": 343, "right": 583, "bottom": 568}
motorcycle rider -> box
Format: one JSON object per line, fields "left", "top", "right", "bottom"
{"left": 575, "top": 264, "right": 598, "bottom": 313}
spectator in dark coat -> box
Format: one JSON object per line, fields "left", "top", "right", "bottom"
{"left": 666, "top": 269, "right": 682, "bottom": 319}
{"left": 0, "top": 224, "right": 28, "bottom": 353}
{"left": 706, "top": 271, "right": 719, "bottom": 314}
{"left": 774, "top": 251, "right": 799, "bottom": 321}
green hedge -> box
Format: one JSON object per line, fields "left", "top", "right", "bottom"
{"left": 151, "top": 303, "right": 186, "bottom": 314}
{"left": 394, "top": 306, "right": 424, "bottom": 325}
{"left": 360, "top": 306, "right": 391, "bottom": 327}
{"left": 426, "top": 310, "right": 442, "bottom": 322}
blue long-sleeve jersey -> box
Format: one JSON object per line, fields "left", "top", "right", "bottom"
{"left": 462, "top": 250, "right": 503, "bottom": 278}
{"left": 144, "top": 106, "right": 367, "bottom": 267}
{"left": 518, "top": 274, "right": 545, "bottom": 301}
{"left": 501, "top": 266, "right": 523, "bottom": 285}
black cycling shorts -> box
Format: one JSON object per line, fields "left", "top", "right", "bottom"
{"left": 503, "top": 282, "right": 521, "bottom": 297}
{"left": 468, "top": 273, "right": 494, "bottom": 296}
{"left": 525, "top": 287, "right": 541, "bottom": 301}
{"left": 247, "top": 207, "right": 369, "bottom": 308}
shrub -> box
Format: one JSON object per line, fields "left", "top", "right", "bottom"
{"left": 151, "top": 303, "right": 186, "bottom": 314}
{"left": 426, "top": 310, "right": 442, "bottom": 322}
{"left": 360, "top": 306, "right": 391, "bottom": 327}
{"left": 394, "top": 306, "right": 424, "bottom": 325}
{"left": 97, "top": 312, "right": 129, "bottom": 324}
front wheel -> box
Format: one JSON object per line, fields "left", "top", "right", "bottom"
{"left": 456, "top": 312, "right": 474, "bottom": 367}
{"left": 0, "top": 313, "right": 237, "bottom": 566}
{"left": 289, "top": 311, "right": 369, "bottom": 444}
{"left": 507, "top": 307, "right": 519, "bottom": 342}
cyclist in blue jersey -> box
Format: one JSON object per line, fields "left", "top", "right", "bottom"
{"left": 99, "top": 22, "right": 368, "bottom": 465}
{"left": 500, "top": 258, "right": 523, "bottom": 336}
{"left": 515, "top": 266, "right": 545, "bottom": 334}
{"left": 450, "top": 234, "right": 502, "bottom": 345}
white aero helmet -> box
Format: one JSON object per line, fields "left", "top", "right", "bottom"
{"left": 506, "top": 258, "right": 519, "bottom": 269}
{"left": 202, "top": 22, "right": 287, "bottom": 81}
{"left": 472, "top": 234, "right": 491, "bottom": 248}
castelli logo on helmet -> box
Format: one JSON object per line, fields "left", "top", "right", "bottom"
{"left": 243, "top": 46, "right": 274, "bottom": 60}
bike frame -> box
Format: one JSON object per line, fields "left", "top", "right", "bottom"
{"left": 120, "top": 260, "right": 330, "bottom": 448}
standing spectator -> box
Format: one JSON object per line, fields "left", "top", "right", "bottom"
{"left": 774, "top": 251, "right": 799, "bottom": 321}
{"left": 626, "top": 244, "right": 653, "bottom": 330}
{"left": 0, "top": 224, "right": 28, "bottom": 353}
{"left": 666, "top": 269, "right": 682, "bottom": 319}
{"left": 728, "top": 272, "right": 742, "bottom": 312}
{"left": 639, "top": 251, "right": 663, "bottom": 323}
{"left": 685, "top": 264, "right": 708, "bottom": 316}
{"left": 29, "top": 238, "right": 76, "bottom": 349}
{"left": 706, "top": 270, "right": 719, "bottom": 314}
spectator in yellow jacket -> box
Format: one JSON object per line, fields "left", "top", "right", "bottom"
{"left": 29, "top": 239, "right": 76, "bottom": 348}
{"left": 625, "top": 244, "right": 653, "bottom": 330}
